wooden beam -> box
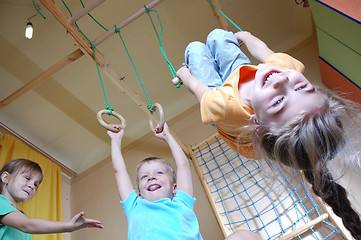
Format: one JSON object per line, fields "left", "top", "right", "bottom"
{"left": 92, "top": 0, "right": 163, "bottom": 47}
{"left": 278, "top": 214, "right": 329, "bottom": 240}
{"left": 38, "top": 0, "right": 156, "bottom": 117}
{"left": 100, "top": 65, "right": 149, "bottom": 113}
{"left": 39, "top": 0, "right": 189, "bottom": 154}
{"left": 0, "top": 49, "right": 83, "bottom": 111}
{"left": 302, "top": 180, "right": 353, "bottom": 240}
{"left": 68, "top": 0, "right": 106, "bottom": 24}
{"left": 207, "top": 0, "right": 229, "bottom": 30}
{"left": 39, "top": 0, "right": 106, "bottom": 67}
{"left": 320, "top": 201, "right": 354, "bottom": 240}
{"left": 101, "top": 65, "right": 189, "bottom": 152}
{"left": 189, "top": 143, "right": 228, "bottom": 238}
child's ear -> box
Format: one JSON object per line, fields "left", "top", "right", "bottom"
{"left": 0, "top": 171, "right": 10, "bottom": 184}
{"left": 250, "top": 114, "right": 260, "bottom": 126}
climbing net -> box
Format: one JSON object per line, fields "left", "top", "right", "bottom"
{"left": 190, "top": 134, "right": 346, "bottom": 240}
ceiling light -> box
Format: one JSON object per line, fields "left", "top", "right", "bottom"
{"left": 25, "top": 21, "right": 33, "bottom": 39}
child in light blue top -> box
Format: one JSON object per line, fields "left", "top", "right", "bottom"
{"left": 108, "top": 122, "right": 262, "bottom": 240}
{"left": 122, "top": 189, "right": 201, "bottom": 240}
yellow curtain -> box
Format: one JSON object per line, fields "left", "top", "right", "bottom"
{"left": 0, "top": 134, "right": 63, "bottom": 240}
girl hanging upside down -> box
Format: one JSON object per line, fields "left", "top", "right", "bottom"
{"left": 176, "top": 28, "right": 361, "bottom": 240}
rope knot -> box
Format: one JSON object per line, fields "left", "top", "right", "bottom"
{"left": 144, "top": 5, "right": 150, "bottom": 13}
{"left": 147, "top": 104, "right": 155, "bottom": 112}
{"left": 114, "top": 25, "right": 120, "bottom": 33}
{"left": 106, "top": 105, "right": 114, "bottom": 115}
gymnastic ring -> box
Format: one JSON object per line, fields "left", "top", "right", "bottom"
{"left": 149, "top": 103, "right": 165, "bottom": 133}
{"left": 97, "top": 109, "right": 126, "bottom": 132}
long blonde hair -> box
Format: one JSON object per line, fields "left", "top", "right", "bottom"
{"left": 251, "top": 87, "right": 361, "bottom": 239}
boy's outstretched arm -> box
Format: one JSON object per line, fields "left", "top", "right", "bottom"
{"left": 107, "top": 125, "right": 134, "bottom": 201}
{"left": 1, "top": 210, "right": 103, "bottom": 234}
{"left": 234, "top": 31, "right": 274, "bottom": 63}
{"left": 154, "top": 123, "right": 193, "bottom": 196}
{"left": 176, "top": 66, "right": 210, "bottom": 103}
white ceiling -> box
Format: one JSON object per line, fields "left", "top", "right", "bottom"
{"left": 0, "top": 0, "right": 313, "bottom": 176}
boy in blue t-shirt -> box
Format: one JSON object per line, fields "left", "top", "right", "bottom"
{"left": 108, "top": 122, "right": 262, "bottom": 240}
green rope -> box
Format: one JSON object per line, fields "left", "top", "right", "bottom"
{"left": 61, "top": 0, "right": 114, "bottom": 114}
{"left": 61, "top": 0, "right": 159, "bottom": 112}
{"left": 61, "top": 0, "right": 101, "bottom": 47}
{"left": 62, "top": 0, "right": 92, "bottom": 43}
{"left": 144, "top": 6, "right": 180, "bottom": 88}
{"left": 32, "top": 0, "right": 46, "bottom": 19}
{"left": 205, "top": 0, "right": 242, "bottom": 32}
{"left": 62, "top": 0, "right": 73, "bottom": 17}
{"left": 79, "top": 0, "right": 108, "bottom": 31}
{"left": 90, "top": 43, "right": 114, "bottom": 114}
{"left": 114, "top": 26, "right": 155, "bottom": 112}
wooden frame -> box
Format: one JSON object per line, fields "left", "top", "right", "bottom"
{"left": 0, "top": 0, "right": 230, "bottom": 176}
{"left": 190, "top": 133, "right": 352, "bottom": 240}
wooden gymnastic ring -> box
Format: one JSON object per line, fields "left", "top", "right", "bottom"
{"left": 149, "top": 103, "right": 165, "bottom": 133}
{"left": 97, "top": 109, "right": 126, "bottom": 132}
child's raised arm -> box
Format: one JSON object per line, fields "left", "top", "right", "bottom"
{"left": 154, "top": 123, "right": 193, "bottom": 196}
{"left": 107, "top": 125, "right": 134, "bottom": 201}
{"left": 234, "top": 31, "right": 274, "bottom": 63}
{"left": 1, "top": 210, "right": 103, "bottom": 234}
{"left": 176, "top": 66, "right": 210, "bottom": 103}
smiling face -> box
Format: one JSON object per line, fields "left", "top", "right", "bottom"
{"left": 251, "top": 65, "right": 326, "bottom": 125}
{"left": 1, "top": 168, "right": 42, "bottom": 207}
{"left": 137, "top": 159, "right": 176, "bottom": 202}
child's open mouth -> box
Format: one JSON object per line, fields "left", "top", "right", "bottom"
{"left": 147, "top": 184, "right": 161, "bottom": 191}
{"left": 263, "top": 71, "right": 279, "bottom": 86}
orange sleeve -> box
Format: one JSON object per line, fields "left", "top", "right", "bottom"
{"left": 200, "top": 86, "right": 232, "bottom": 125}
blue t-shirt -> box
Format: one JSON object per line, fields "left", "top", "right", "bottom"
{"left": 0, "top": 195, "right": 31, "bottom": 240}
{"left": 121, "top": 190, "right": 203, "bottom": 240}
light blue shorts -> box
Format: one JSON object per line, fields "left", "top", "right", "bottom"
{"left": 184, "top": 29, "right": 251, "bottom": 88}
